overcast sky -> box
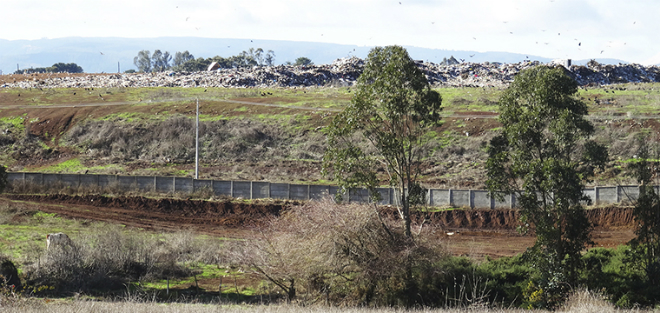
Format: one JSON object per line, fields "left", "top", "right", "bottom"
{"left": 4, "top": 0, "right": 659, "bottom": 64}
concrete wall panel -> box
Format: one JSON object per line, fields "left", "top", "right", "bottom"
{"left": 451, "top": 190, "right": 470, "bottom": 208}
{"left": 156, "top": 176, "right": 174, "bottom": 193}
{"left": 310, "top": 185, "right": 330, "bottom": 200}
{"left": 136, "top": 176, "right": 154, "bottom": 191}
{"left": 270, "top": 183, "right": 289, "bottom": 199}
{"left": 252, "top": 182, "right": 270, "bottom": 199}
{"left": 213, "top": 181, "right": 232, "bottom": 196}
{"left": 174, "top": 177, "right": 193, "bottom": 193}
{"left": 596, "top": 186, "right": 618, "bottom": 204}
{"left": 289, "top": 184, "right": 309, "bottom": 200}
{"left": 431, "top": 189, "right": 450, "bottom": 207}
{"left": 619, "top": 186, "right": 639, "bottom": 204}
{"left": 472, "top": 190, "right": 491, "bottom": 209}
{"left": 232, "top": 181, "right": 251, "bottom": 199}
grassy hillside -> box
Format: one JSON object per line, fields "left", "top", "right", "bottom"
{"left": 2, "top": 83, "right": 660, "bottom": 188}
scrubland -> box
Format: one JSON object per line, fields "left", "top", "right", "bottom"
{"left": 3, "top": 83, "right": 660, "bottom": 310}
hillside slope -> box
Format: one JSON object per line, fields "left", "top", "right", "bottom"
{"left": 1, "top": 80, "right": 660, "bottom": 188}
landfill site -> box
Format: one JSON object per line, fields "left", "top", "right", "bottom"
{"left": 2, "top": 57, "right": 660, "bottom": 89}
{"left": 0, "top": 56, "right": 656, "bottom": 259}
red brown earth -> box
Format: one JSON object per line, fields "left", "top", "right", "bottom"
{"left": 1, "top": 194, "right": 636, "bottom": 259}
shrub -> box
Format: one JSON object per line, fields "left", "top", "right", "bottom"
{"left": 23, "top": 227, "right": 216, "bottom": 294}
{"left": 228, "top": 199, "right": 448, "bottom": 307}
{"left": 0, "top": 256, "right": 22, "bottom": 291}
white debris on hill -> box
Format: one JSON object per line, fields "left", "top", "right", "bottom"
{"left": 2, "top": 57, "right": 659, "bottom": 89}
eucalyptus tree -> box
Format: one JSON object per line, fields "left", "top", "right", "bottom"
{"left": 173, "top": 51, "right": 195, "bottom": 67}
{"left": 264, "top": 50, "right": 276, "bottom": 66}
{"left": 294, "top": 57, "right": 313, "bottom": 66}
{"left": 627, "top": 137, "right": 660, "bottom": 287}
{"left": 323, "top": 45, "right": 442, "bottom": 238}
{"left": 486, "top": 66, "right": 607, "bottom": 306}
{"left": 133, "top": 50, "right": 151, "bottom": 72}
{"left": 151, "top": 50, "right": 171, "bottom": 72}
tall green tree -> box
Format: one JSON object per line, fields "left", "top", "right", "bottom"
{"left": 50, "top": 62, "right": 83, "bottom": 73}
{"left": 323, "top": 45, "right": 442, "bottom": 238}
{"left": 294, "top": 57, "right": 313, "bottom": 66}
{"left": 151, "top": 50, "right": 171, "bottom": 72}
{"left": 133, "top": 50, "right": 151, "bottom": 72}
{"left": 486, "top": 66, "right": 607, "bottom": 306}
{"left": 264, "top": 50, "right": 276, "bottom": 66}
{"left": 627, "top": 136, "right": 660, "bottom": 285}
{"left": 173, "top": 51, "right": 195, "bottom": 67}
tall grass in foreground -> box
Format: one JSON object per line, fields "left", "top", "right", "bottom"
{"left": 0, "top": 290, "right": 631, "bottom": 313}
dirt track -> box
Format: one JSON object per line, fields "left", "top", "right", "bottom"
{"left": 1, "top": 194, "right": 636, "bottom": 258}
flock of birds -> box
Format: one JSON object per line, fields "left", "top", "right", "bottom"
{"left": 93, "top": 2, "right": 639, "bottom": 66}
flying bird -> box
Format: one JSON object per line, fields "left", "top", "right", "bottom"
{"left": 469, "top": 54, "right": 475, "bottom": 57}
{"left": 186, "top": 17, "right": 190, "bottom": 21}
{"left": 100, "top": 52, "right": 104, "bottom": 55}
{"left": 473, "top": 37, "right": 476, "bottom": 40}
{"left": 578, "top": 42, "right": 581, "bottom": 46}
{"left": 601, "top": 50, "right": 604, "bottom": 54}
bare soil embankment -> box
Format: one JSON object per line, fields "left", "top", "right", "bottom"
{"left": 2, "top": 194, "right": 636, "bottom": 258}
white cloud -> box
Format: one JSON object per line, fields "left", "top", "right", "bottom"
{"left": 2, "top": 0, "right": 658, "bottom": 64}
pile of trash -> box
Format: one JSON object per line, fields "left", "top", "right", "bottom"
{"left": 2, "top": 57, "right": 660, "bottom": 89}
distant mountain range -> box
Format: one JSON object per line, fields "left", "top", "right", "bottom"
{"left": 0, "top": 37, "right": 629, "bottom": 74}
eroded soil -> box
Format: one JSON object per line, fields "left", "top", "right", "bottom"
{"left": 1, "top": 194, "right": 636, "bottom": 259}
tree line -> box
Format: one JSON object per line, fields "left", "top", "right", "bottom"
{"left": 13, "top": 63, "right": 84, "bottom": 74}
{"left": 131, "top": 48, "right": 314, "bottom": 73}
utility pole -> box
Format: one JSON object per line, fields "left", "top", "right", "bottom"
{"left": 118, "top": 62, "right": 120, "bottom": 73}
{"left": 195, "top": 98, "right": 199, "bottom": 179}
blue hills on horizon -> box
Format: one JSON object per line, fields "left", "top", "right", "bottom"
{"left": 0, "top": 37, "right": 628, "bottom": 74}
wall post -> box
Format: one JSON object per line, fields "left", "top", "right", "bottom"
{"left": 469, "top": 190, "right": 474, "bottom": 208}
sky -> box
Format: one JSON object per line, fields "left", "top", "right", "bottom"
{"left": 3, "top": 0, "right": 659, "bottom": 65}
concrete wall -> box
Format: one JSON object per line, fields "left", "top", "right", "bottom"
{"left": 5, "top": 172, "right": 642, "bottom": 209}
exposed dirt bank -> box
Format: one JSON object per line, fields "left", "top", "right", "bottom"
{"left": 2, "top": 194, "right": 636, "bottom": 258}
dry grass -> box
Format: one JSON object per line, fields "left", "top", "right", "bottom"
{"left": 1, "top": 289, "right": 634, "bottom": 312}
{"left": 19, "top": 225, "right": 221, "bottom": 294}
{"left": 1, "top": 297, "right": 641, "bottom": 313}
{"left": 558, "top": 289, "right": 623, "bottom": 313}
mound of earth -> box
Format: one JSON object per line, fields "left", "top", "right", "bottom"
{"left": 3, "top": 194, "right": 289, "bottom": 237}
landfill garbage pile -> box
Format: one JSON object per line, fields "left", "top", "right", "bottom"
{"left": 2, "top": 57, "right": 660, "bottom": 89}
